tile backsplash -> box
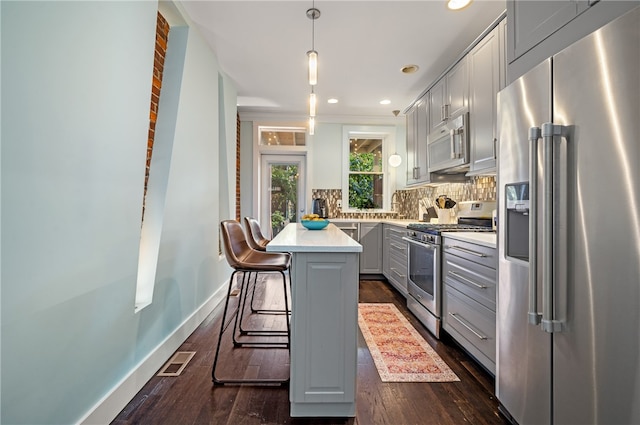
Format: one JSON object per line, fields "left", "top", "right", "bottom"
{"left": 312, "top": 176, "right": 496, "bottom": 220}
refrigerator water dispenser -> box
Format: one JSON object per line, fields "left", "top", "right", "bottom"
{"left": 505, "top": 183, "right": 529, "bottom": 262}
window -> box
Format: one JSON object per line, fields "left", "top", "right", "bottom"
{"left": 342, "top": 126, "right": 395, "bottom": 211}
{"left": 348, "top": 138, "right": 383, "bottom": 209}
{"left": 259, "top": 127, "right": 307, "bottom": 146}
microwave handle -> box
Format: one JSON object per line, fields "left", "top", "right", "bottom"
{"left": 449, "top": 129, "right": 456, "bottom": 159}
{"left": 450, "top": 127, "right": 464, "bottom": 159}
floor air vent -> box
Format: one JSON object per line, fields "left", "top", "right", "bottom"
{"left": 157, "top": 351, "right": 196, "bottom": 377}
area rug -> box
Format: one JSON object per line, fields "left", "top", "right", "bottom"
{"left": 358, "top": 303, "right": 459, "bottom": 382}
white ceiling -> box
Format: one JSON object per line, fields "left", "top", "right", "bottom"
{"left": 178, "top": 0, "right": 506, "bottom": 121}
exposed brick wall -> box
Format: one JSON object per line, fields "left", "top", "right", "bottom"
{"left": 143, "top": 12, "right": 170, "bottom": 220}
{"left": 235, "top": 113, "right": 241, "bottom": 221}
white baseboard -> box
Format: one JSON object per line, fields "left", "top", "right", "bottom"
{"left": 78, "top": 281, "right": 228, "bottom": 425}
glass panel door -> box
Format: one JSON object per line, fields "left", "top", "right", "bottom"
{"left": 261, "top": 155, "right": 306, "bottom": 238}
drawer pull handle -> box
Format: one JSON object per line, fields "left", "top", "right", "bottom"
{"left": 447, "top": 245, "right": 486, "bottom": 257}
{"left": 390, "top": 268, "right": 406, "bottom": 278}
{"left": 448, "top": 313, "right": 488, "bottom": 340}
{"left": 390, "top": 242, "right": 407, "bottom": 250}
{"left": 449, "top": 271, "right": 487, "bottom": 289}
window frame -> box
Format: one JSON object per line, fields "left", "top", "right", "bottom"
{"left": 341, "top": 125, "right": 395, "bottom": 213}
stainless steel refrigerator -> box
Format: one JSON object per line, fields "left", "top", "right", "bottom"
{"left": 497, "top": 7, "right": 640, "bottom": 425}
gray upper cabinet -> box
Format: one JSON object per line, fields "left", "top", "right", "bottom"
{"left": 428, "top": 57, "right": 468, "bottom": 135}
{"left": 506, "top": 1, "right": 638, "bottom": 83}
{"left": 507, "top": 0, "right": 586, "bottom": 63}
{"left": 405, "top": 94, "right": 429, "bottom": 185}
{"left": 428, "top": 78, "right": 447, "bottom": 133}
{"left": 468, "top": 20, "right": 505, "bottom": 175}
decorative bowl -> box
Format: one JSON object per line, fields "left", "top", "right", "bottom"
{"left": 300, "top": 219, "right": 330, "bottom": 230}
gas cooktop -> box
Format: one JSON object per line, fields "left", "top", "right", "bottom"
{"left": 406, "top": 221, "right": 493, "bottom": 235}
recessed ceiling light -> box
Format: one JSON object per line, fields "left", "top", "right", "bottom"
{"left": 401, "top": 64, "right": 419, "bottom": 74}
{"left": 380, "top": 99, "right": 391, "bottom": 105}
{"left": 327, "top": 98, "right": 338, "bottom": 104}
{"left": 447, "top": 0, "right": 472, "bottom": 11}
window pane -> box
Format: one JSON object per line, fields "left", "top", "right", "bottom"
{"left": 260, "top": 128, "right": 306, "bottom": 146}
{"left": 349, "top": 138, "right": 382, "bottom": 172}
{"left": 270, "top": 164, "right": 299, "bottom": 236}
{"left": 348, "top": 173, "right": 383, "bottom": 209}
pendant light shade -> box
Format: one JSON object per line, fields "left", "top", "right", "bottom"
{"left": 308, "top": 50, "right": 318, "bottom": 86}
{"left": 388, "top": 154, "right": 402, "bottom": 168}
{"left": 309, "top": 91, "right": 317, "bottom": 117}
{"left": 309, "top": 117, "right": 315, "bottom": 136}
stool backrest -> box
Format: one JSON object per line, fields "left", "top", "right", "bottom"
{"left": 220, "top": 220, "right": 252, "bottom": 269}
{"left": 243, "top": 217, "right": 269, "bottom": 251}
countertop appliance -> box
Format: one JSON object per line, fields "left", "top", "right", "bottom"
{"left": 311, "top": 198, "right": 328, "bottom": 218}
{"left": 427, "top": 109, "right": 470, "bottom": 173}
{"left": 496, "top": 8, "right": 640, "bottom": 425}
{"left": 403, "top": 201, "right": 495, "bottom": 338}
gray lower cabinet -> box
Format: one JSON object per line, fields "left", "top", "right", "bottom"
{"left": 334, "top": 222, "right": 359, "bottom": 241}
{"left": 442, "top": 237, "right": 497, "bottom": 374}
{"left": 359, "top": 222, "right": 382, "bottom": 274}
{"left": 382, "top": 224, "right": 408, "bottom": 296}
{"left": 334, "top": 222, "right": 381, "bottom": 274}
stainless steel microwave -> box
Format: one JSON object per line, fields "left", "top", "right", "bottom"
{"left": 427, "top": 110, "right": 470, "bottom": 173}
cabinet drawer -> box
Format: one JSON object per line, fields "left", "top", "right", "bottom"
{"left": 388, "top": 255, "right": 407, "bottom": 285}
{"left": 389, "top": 240, "right": 407, "bottom": 261}
{"left": 444, "top": 254, "right": 496, "bottom": 311}
{"left": 443, "top": 238, "right": 496, "bottom": 269}
{"left": 443, "top": 286, "right": 496, "bottom": 373}
{"left": 387, "top": 226, "right": 407, "bottom": 239}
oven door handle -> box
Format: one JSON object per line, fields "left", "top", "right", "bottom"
{"left": 402, "top": 237, "right": 437, "bottom": 249}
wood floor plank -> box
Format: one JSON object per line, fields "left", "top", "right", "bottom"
{"left": 112, "top": 279, "right": 510, "bottom": 425}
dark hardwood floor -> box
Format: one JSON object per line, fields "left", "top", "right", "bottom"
{"left": 112, "top": 278, "right": 509, "bottom": 425}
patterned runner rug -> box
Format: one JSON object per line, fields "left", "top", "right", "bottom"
{"left": 358, "top": 303, "right": 460, "bottom": 382}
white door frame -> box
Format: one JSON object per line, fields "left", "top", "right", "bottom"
{"left": 259, "top": 154, "right": 307, "bottom": 236}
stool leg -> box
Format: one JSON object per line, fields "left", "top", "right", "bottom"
{"left": 212, "top": 269, "right": 289, "bottom": 386}
{"left": 280, "top": 270, "right": 291, "bottom": 350}
{"left": 235, "top": 271, "right": 289, "bottom": 346}
{"left": 238, "top": 271, "right": 288, "bottom": 337}
{"left": 250, "top": 271, "right": 289, "bottom": 315}
{"left": 212, "top": 270, "right": 239, "bottom": 385}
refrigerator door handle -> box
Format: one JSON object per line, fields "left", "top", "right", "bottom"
{"left": 528, "top": 127, "right": 542, "bottom": 326}
{"left": 541, "top": 123, "right": 568, "bottom": 333}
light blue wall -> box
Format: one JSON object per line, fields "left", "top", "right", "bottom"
{"left": 308, "top": 123, "right": 343, "bottom": 189}
{"left": 1, "top": 2, "right": 235, "bottom": 423}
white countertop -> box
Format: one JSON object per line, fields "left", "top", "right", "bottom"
{"left": 330, "top": 218, "right": 413, "bottom": 227}
{"left": 267, "top": 222, "right": 363, "bottom": 253}
{"left": 442, "top": 231, "right": 497, "bottom": 248}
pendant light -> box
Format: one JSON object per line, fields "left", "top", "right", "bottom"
{"left": 307, "top": 2, "right": 320, "bottom": 136}
{"left": 306, "top": 6, "right": 320, "bottom": 85}
{"left": 388, "top": 154, "right": 402, "bottom": 168}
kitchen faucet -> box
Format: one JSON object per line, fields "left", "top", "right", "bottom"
{"left": 391, "top": 192, "right": 405, "bottom": 218}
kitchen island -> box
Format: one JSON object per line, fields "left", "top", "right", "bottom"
{"left": 267, "top": 222, "right": 362, "bottom": 417}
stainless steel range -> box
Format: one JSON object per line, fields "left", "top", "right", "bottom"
{"left": 403, "top": 201, "right": 495, "bottom": 338}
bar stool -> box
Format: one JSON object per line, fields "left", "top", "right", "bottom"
{"left": 243, "top": 216, "right": 270, "bottom": 251}
{"left": 212, "top": 220, "right": 291, "bottom": 386}
{"left": 242, "top": 216, "right": 290, "bottom": 316}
